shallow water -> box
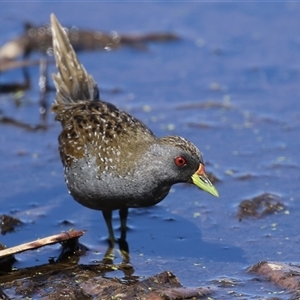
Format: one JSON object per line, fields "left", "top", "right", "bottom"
{"left": 1, "top": 2, "right": 300, "bottom": 298}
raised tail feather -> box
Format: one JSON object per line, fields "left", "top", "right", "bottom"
{"left": 50, "top": 13, "right": 99, "bottom": 105}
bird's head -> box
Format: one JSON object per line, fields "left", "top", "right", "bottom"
{"left": 157, "top": 135, "right": 219, "bottom": 197}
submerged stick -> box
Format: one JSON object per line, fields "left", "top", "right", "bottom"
{"left": 0, "top": 230, "right": 85, "bottom": 259}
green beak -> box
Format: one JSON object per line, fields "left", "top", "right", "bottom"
{"left": 192, "top": 164, "right": 219, "bottom": 197}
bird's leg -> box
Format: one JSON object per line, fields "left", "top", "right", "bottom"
{"left": 102, "top": 210, "right": 115, "bottom": 244}
{"left": 102, "top": 210, "right": 115, "bottom": 263}
{"left": 118, "top": 207, "right": 130, "bottom": 263}
{"left": 119, "top": 208, "right": 128, "bottom": 241}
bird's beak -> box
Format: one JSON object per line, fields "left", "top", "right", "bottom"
{"left": 191, "top": 163, "right": 219, "bottom": 197}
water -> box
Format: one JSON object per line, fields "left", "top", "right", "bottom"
{"left": 1, "top": 2, "right": 300, "bottom": 298}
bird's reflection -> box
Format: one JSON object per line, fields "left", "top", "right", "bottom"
{"left": 56, "top": 233, "right": 135, "bottom": 279}
{"left": 56, "top": 232, "right": 131, "bottom": 263}
{"left": 102, "top": 237, "right": 130, "bottom": 265}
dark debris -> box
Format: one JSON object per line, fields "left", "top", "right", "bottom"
{"left": 0, "top": 215, "right": 22, "bottom": 235}
{"left": 0, "top": 243, "right": 16, "bottom": 275}
{"left": 237, "top": 193, "right": 285, "bottom": 221}
{"left": 0, "top": 22, "right": 180, "bottom": 62}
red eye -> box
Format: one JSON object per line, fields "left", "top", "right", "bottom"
{"left": 174, "top": 156, "right": 187, "bottom": 167}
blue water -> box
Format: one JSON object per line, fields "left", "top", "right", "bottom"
{"left": 1, "top": 2, "right": 300, "bottom": 298}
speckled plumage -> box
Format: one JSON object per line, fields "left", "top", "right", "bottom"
{"left": 50, "top": 14, "right": 218, "bottom": 243}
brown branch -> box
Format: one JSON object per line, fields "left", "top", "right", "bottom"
{"left": 0, "top": 230, "right": 85, "bottom": 259}
{"left": 0, "top": 58, "right": 41, "bottom": 72}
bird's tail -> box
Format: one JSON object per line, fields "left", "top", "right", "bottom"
{"left": 50, "top": 13, "right": 99, "bottom": 107}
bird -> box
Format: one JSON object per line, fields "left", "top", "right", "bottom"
{"left": 50, "top": 13, "right": 219, "bottom": 244}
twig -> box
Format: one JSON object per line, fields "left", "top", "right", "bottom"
{"left": 0, "top": 230, "right": 85, "bottom": 259}
{"left": 0, "top": 58, "right": 40, "bottom": 72}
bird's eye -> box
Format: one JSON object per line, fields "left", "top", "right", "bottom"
{"left": 174, "top": 156, "right": 187, "bottom": 167}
